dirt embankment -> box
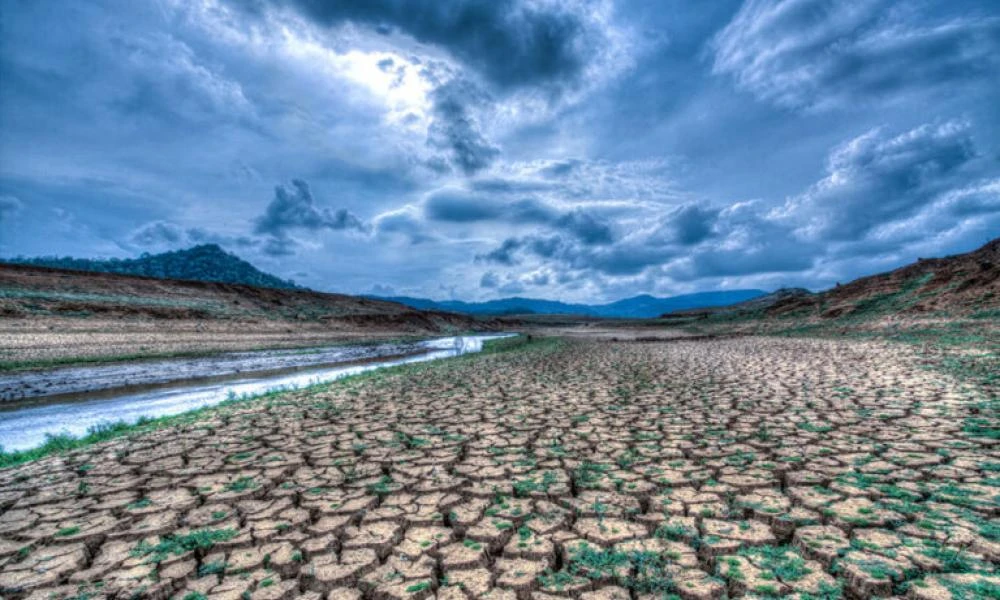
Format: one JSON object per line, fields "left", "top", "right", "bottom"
{"left": 775, "top": 238, "right": 1000, "bottom": 319}
{"left": 662, "top": 238, "right": 999, "bottom": 333}
{"left": 0, "top": 264, "right": 506, "bottom": 368}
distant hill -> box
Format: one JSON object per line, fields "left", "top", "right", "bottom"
{"left": 798, "top": 238, "right": 1000, "bottom": 319}
{"left": 375, "top": 290, "right": 766, "bottom": 319}
{"left": 2, "top": 244, "right": 298, "bottom": 290}
{"left": 0, "top": 261, "right": 501, "bottom": 333}
{"left": 668, "top": 238, "right": 999, "bottom": 321}
{"left": 663, "top": 288, "right": 814, "bottom": 318}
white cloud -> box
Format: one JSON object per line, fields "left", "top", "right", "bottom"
{"left": 712, "top": 0, "right": 1000, "bottom": 110}
{"left": 775, "top": 121, "right": 980, "bottom": 240}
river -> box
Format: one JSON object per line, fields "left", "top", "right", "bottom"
{"left": 0, "top": 334, "right": 511, "bottom": 451}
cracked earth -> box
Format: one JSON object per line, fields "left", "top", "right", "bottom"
{"left": 0, "top": 337, "right": 997, "bottom": 599}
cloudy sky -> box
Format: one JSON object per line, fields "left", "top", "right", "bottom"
{"left": 1, "top": 0, "right": 998, "bottom": 301}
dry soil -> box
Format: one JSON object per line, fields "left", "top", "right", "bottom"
{"left": 0, "top": 336, "right": 996, "bottom": 599}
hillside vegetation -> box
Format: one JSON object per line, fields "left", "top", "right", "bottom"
{"left": 2, "top": 244, "right": 298, "bottom": 290}
{"left": 669, "top": 238, "right": 999, "bottom": 325}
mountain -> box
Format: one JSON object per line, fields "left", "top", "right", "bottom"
{"left": 375, "top": 290, "right": 767, "bottom": 319}
{"left": 2, "top": 244, "right": 298, "bottom": 289}
{"left": 599, "top": 291, "right": 768, "bottom": 318}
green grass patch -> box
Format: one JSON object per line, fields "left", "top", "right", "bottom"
{"left": 0, "top": 421, "right": 140, "bottom": 469}
{"left": 567, "top": 543, "right": 679, "bottom": 595}
{"left": 130, "top": 528, "right": 237, "bottom": 564}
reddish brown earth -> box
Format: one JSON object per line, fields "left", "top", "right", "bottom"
{"left": 0, "top": 264, "right": 495, "bottom": 327}
{"left": 667, "top": 238, "right": 999, "bottom": 322}
{"left": 790, "top": 238, "right": 999, "bottom": 319}
{"left": 0, "top": 336, "right": 995, "bottom": 599}
{"left": 0, "top": 265, "right": 501, "bottom": 368}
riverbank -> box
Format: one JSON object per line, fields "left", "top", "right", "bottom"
{"left": 0, "top": 335, "right": 516, "bottom": 455}
{"left": 0, "top": 263, "right": 508, "bottom": 372}
{"left": 0, "top": 338, "right": 439, "bottom": 402}
{"left": 0, "top": 316, "right": 478, "bottom": 373}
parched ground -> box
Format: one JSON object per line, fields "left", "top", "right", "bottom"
{"left": 0, "top": 336, "right": 997, "bottom": 599}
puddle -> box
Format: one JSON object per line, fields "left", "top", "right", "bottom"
{"left": 0, "top": 334, "right": 512, "bottom": 451}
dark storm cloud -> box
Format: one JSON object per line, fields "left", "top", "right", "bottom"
{"left": 554, "top": 210, "right": 614, "bottom": 245}
{"left": 658, "top": 204, "right": 719, "bottom": 246}
{"left": 475, "top": 231, "right": 665, "bottom": 276}
{"left": 475, "top": 238, "right": 524, "bottom": 266}
{"left": 673, "top": 242, "right": 816, "bottom": 280}
{"left": 424, "top": 188, "right": 614, "bottom": 245}
{"left": 131, "top": 221, "right": 184, "bottom": 246}
{"left": 479, "top": 271, "right": 500, "bottom": 288}
{"left": 254, "top": 180, "right": 369, "bottom": 237}
{"left": 469, "top": 178, "right": 558, "bottom": 194}
{"left": 474, "top": 119, "right": 986, "bottom": 281}
{"left": 260, "top": 236, "right": 298, "bottom": 257}
{"left": 373, "top": 207, "right": 437, "bottom": 244}
{"left": 526, "top": 236, "right": 565, "bottom": 259}
{"left": 130, "top": 221, "right": 260, "bottom": 252}
{"left": 572, "top": 244, "right": 676, "bottom": 276}
{"left": 494, "top": 213, "right": 798, "bottom": 279}
{"left": 186, "top": 228, "right": 259, "bottom": 250}
{"left": 2, "top": 3, "right": 254, "bottom": 133}
{"left": 538, "top": 159, "right": 583, "bottom": 179}
{"left": 427, "top": 80, "right": 500, "bottom": 175}
{"left": 939, "top": 182, "right": 1000, "bottom": 219}
{"left": 271, "top": 0, "right": 597, "bottom": 91}
{"left": 779, "top": 121, "right": 982, "bottom": 241}
{"left": 666, "top": 206, "right": 818, "bottom": 281}
{"left": 477, "top": 234, "right": 570, "bottom": 266}
{"left": 712, "top": 0, "right": 1000, "bottom": 109}
{"left": 474, "top": 201, "right": 722, "bottom": 275}
{"left": 424, "top": 189, "right": 509, "bottom": 222}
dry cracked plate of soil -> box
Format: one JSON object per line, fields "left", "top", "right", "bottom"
{"left": 0, "top": 336, "right": 997, "bottom": 599}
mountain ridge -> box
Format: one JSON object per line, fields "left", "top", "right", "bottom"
{"left": 372, "top": 289, "right": 767, "bottom": 319}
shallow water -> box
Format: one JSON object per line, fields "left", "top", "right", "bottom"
{"left": 0, "top": 334, "right": 510, "bottom": 451}
{"left": 2, "top": 339, "right": 447, "bottom": 402}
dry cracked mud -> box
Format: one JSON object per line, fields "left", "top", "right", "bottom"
{"left": 0, "top": 336, "right": 996, "bottom": 599}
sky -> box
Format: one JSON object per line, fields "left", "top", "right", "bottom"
{"left": 1, "top": 0, "right": 998, "bottom": 302}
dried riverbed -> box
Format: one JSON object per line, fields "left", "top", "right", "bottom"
{"left": 0, "top": 335, "right": 996, "bottom": 599}
{"left": 1, "top": 339, "right": 456, "bottom": 402}
{"left": 0, "top": 335, "right": 508, "bottom": 451}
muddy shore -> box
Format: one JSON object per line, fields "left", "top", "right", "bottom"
{"left": 0, "top": 340, "right": 431, "bottom": 402}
